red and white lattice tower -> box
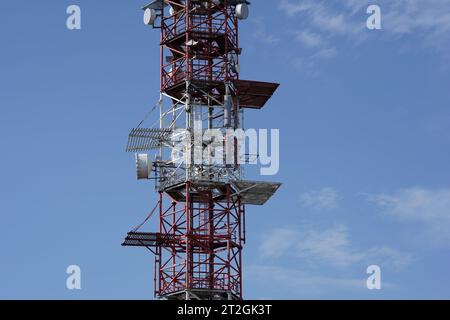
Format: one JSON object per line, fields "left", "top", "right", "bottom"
{"left": 123, "top": 0, "right": 280, "bottom": 300}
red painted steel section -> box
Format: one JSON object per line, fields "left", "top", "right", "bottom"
{"left": 153, "top": 182, "right": 244, "bottom": 299}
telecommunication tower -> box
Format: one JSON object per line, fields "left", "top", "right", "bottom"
{"left": 122, "top": 0, "right": 281, "bottom": 300}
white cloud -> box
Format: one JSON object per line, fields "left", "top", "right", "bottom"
{"left": 277, "top": 0, "right": 364, "bottom": 73}
{"left": 278, "top": 0, "right": 450, "bottom": 60}
{"left": 281, "top": 0, "right": 450, "bottom": 37}
{"left": 247, "top": 265, "right": 367, "bottom": 297}
{"left": 370, "top": 187, "right": 450, "bottom": 243}
{"left": 296, "top": 225, "right": 364, "bottom": 267}
{"left": 260, "top": 225, "right": 412, "bottom": 270}
{"left": 365, "top": 246, "right": 412, "bottom": 271}
{"left": 279, "top": 0, "right": 318, "bottom": 17}
{"left": 299, "top": 187, "right": 339, "bottom": 210}
{"left": 294, "top": 30, "right": 325, "bottom": 48}
{"left": 259, "top": 228, "right": 299, "bottom": 258}
{"left": 355, "top": 0, "right": 450, "bottom": 39}
{"left": 279, "top": 0, "right": 364, "bottom": 36}
{"left": 251, "top": 17, "right": 281, "bottom": 45}
{"left": 311, "top": 47, "right": 337, "bottom": 60}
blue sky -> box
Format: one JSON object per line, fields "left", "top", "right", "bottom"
{"left": 1, "top": 0, "right": 450, "bottom": 299}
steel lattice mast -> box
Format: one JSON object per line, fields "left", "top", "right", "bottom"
{"left": 123, "top": 0, "right": 280, "bottom": 300}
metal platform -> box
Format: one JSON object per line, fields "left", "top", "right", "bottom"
{"left": 122, "top": 232, "right": 184, "bottom": 247}
{"left": 234, "top": 80, "right": 280, "bottom": 109}
{"left": 122, "top": 231, "right": 240, "bottom": 249}
{"left": 163, "top": 31, "right": 232, "bottom": 57}
{"left": 160, "top": 288, "right": 240, "bottom": 301}
{"left": 143, "top": 0, "right": 184, "bottom": 12}
{"left": 232, "top": 181, "right": 282, "bottom": 205}
{"left": 163, "top": 79, "right": 279, "bottom": 109}
{"left": 161, "top": 179, "right": 281, "bottom": 205}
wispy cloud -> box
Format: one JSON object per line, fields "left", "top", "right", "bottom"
{"left": 294, "top": 30, "right": 325, "bottom": 48}
{"left": 279, "top": 0, "right": 317, "bottom": 17}
{"left": 299, "top": 187, "right": 339, "bottom": 210}
{"left": 259, "top": 228, "right": 301, "bottom": 259}
{"left": 369, "top": 187, "right": 450, "bottom": 244}
{"left": 281, "top": 0, "right": 450, "bottom": 38}
{"left": 296, "top": 225, "right": 365, "bottom": 268}
{"left": 279, "top": 0, "right": 365, "bottom": 37}
{"left": 311, "top": 47, "right": 337, "bottom": 60}
{"left": 278, "top": 0, "right": 450, "bottom": 62}
{"left": 247, "top": 265, "right": 367, "bottom": 298}
{"left": 277, "top": 0, "right": 364, "bottom": 73}
{"left": 260, "top": 225, "right": 412, "bottom": 270}
{"left": 353, "top": 0, "right": 450, "bottom": 41}
{"left": 251, "top": 17, "right": 281, "bottom": 45}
